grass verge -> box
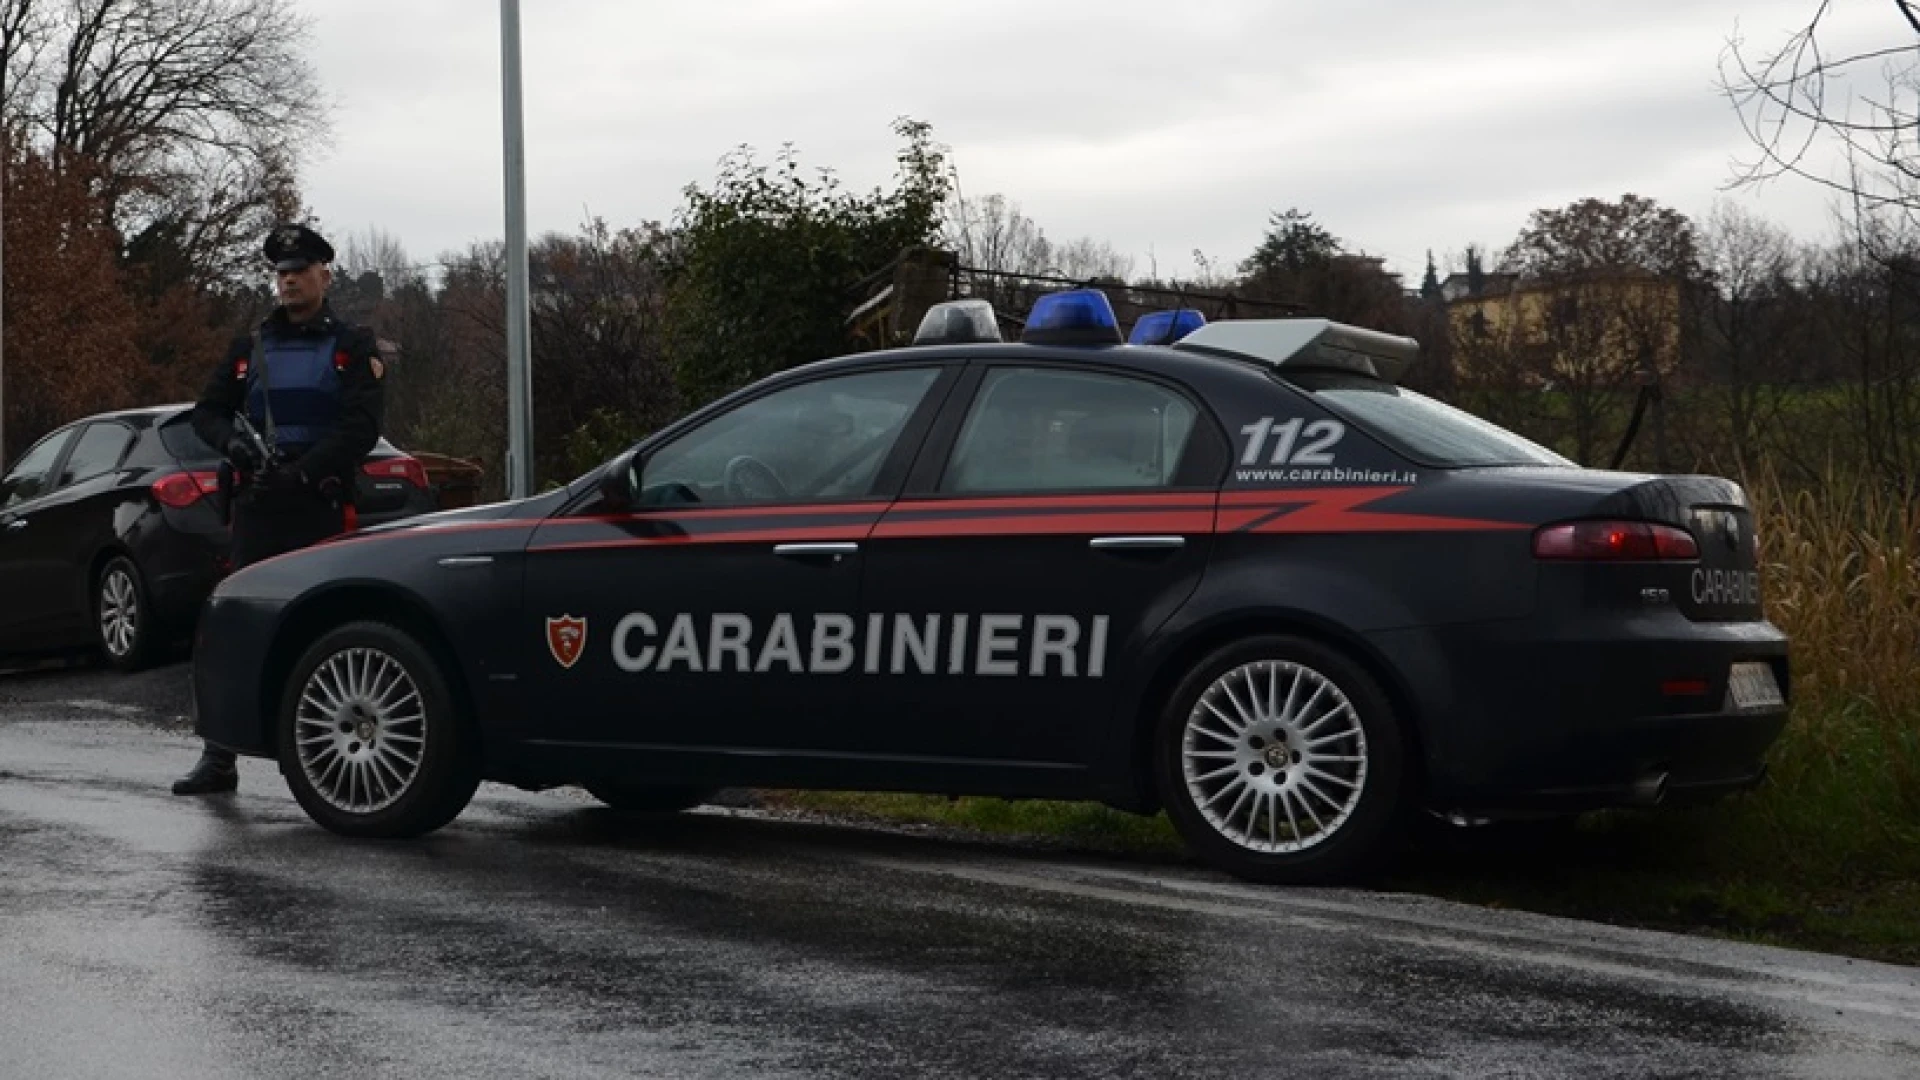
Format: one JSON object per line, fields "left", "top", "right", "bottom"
{"left": 765, "top": 471, "right": 1920, "bottom": 967}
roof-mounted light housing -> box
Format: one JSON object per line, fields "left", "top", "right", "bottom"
{"left": 1129, "top": 308, "right": 1207, "bottom": 346}
{"left": 1172, "top": 318, "right": 1420, "bottom": 383}
{"left": 912, "top": 299, "right": 1003, "bottom": 345}
{"left": 1021, "top": 288, "right": 1124, "bottom": 347}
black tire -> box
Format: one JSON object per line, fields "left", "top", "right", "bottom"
{"left": 96, "top": 555, "right": 155, "bottom": 672}
{"left": 584, "top": 781, "right": 715, "bottom": 815}
{"left": 1154, "top": 634, "right": 1408, "bottom": 886}
{"left": 277, "top": 620, "right": 480, "bottom": 838}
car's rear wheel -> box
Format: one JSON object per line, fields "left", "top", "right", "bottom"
{"left": 583, "top": 781, "right": 715, "bottom": 814}
{"left": 278, "top": 621, "right": 479, "bottom": 838}
{"left": 1155, "top": 634, "right": 1407, "bottom": 885}
{"left": 96, "top": 556, "right": 154, "bottom": 672}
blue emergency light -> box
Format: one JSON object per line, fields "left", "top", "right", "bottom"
{"left": 1021, "top": 288, "right": 1124, "bottom": 346}
{"left": 1129, "top": 308, "right": 1207, "bottom": 346}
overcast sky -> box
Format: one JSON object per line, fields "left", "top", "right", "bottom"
{"left": 298, "top": 0, "right": 1889, "bottom": 285}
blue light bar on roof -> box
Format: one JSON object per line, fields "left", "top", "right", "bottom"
{"left": 1021, "top": 288, "right": 1124, "bottom": 346}
{"left": 1129, "top": 308, "right": 1207, "bottom": 346}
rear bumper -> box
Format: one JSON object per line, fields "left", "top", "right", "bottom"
{"left": 144, "top": 509, "right": 231, "bottom": 632}
{"left": 1370, "top": 612, "right": 1790, "bottom": 813}
{"left": 191, "top": 596, "right": 280, "bottom": 757}
{"left": 356, "top": 488, "right": 437, "bottom": 529}
{"left": 1464, "top": 707, "right": 1785, "bottom": 812}
{"left": 148, "top": 563, "right": 222, "bottom": 631}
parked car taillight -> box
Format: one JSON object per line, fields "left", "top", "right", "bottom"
{"left": 364, "top": 455, "right": 429, "bottom": 489}
{"left": 152, "top": 471, "right": 222, "bottom": 509}
{"left": 1532, "top": 520, "right": 1699, "bottom": 561}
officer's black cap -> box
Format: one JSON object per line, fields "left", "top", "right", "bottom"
{"left": 265, "top": 223, "right": 335, "bottom": 272}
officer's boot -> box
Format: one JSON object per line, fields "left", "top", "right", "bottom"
{"left": 171, "top": 744, "right": 238, "bottom": 795}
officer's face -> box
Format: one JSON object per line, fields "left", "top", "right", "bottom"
{"left": 275, "top": 263, "right": 332, "bottom": 315}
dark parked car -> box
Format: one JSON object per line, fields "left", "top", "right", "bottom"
{"left": 190, "top": 291, "right": 1790, "bottom": 885}
{"left": 0, "top": 403, "right": 435, "bottom": 669}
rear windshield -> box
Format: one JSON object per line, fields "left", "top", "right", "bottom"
{"left": 1282, "top": 372, "right": 1571, "bottom": 468}
{"left": 158, "top": 415, "right": 221, "bottom": 464}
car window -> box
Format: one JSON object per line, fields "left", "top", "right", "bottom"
{"left": 57, "top": 423, "right": 133, "bottom": 487}
{"left": 0, "top": 429, "right": 75, "bottom": 509}
{"left": 1282, "top": 372, "right": 1571, "bottom": 468}
{"left": 940, "top": 367, "right": 1198, "bottom": 493}
{"left": 158, "top": 415, "right": 221, "bottom": 465}
{"left": 640, "top": 367, "right": 940, "bottom": 506}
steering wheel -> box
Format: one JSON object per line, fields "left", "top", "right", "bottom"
{"left": 723, "top": 455, "right": 790, "bottom": 501}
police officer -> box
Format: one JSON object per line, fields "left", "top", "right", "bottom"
{"left": 171, "top": 223, "right": 385, "bottom": 796}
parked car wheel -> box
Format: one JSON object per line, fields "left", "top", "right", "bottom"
{"left": 278, "top": 621, "right": 479, "bottom": 838}
{"left": 583, "top": 781, "right": 715, "bottom": 814}
{"left": 1155, "top": 634, "right": 1408, "bottom": 885}
{"left": 96, "top": 555, "right": 155, "bottom": 672}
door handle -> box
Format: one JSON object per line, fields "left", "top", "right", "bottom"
{"left": 774, "top": 542, "right": 858, "bottom": 559}
{"left": 1090, "top": 535, "right": 1184, "bottom": 551}
{"left": 437, "top": 555, "right": 494, "bottom": 569}
{"left": 3, "top": 519, "right": 25, "bottom": 533}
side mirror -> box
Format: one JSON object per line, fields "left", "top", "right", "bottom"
{"left": 599, "top": 448, "right": 641, "bottom": 513}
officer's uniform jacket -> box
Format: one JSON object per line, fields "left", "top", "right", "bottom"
{"left": 190, "top": 301, "right": 385, "bottom": 496}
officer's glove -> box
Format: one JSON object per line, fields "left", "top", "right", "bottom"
{"left": 224, "top": 435, "right": 264, "bottom": 475}
{"left": 262, "top": 467, "right": 309, "bottom": 495}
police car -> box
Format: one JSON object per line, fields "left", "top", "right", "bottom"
{"left": 190, "top": 289, "right": 1789, "bottom": 884}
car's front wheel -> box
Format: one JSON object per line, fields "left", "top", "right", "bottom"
{"left": 278, "top": 621, "right": 479, "bottom": 838}
{"left": 583, "top": 781, "right": 715, "bottom": 814}
{"left": 1155, "top": 634, "right": 1408, "bottom": 885}
{"left": 96, "top": 556, "right": 154, "bottom": 672}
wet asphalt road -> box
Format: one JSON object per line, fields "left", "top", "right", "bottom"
{"left": 3, "top": 663, "right": 1919, "bottom": 1079}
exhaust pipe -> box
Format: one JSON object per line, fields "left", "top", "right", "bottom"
{"left": 1627, "top": 770, "right": 1669, "bottom": 806}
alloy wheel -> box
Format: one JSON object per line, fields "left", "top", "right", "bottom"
{"left": 1181, "top": 659, "right": 1370, "bottom": 854}
{"left": 99, "top": 567, "right": 139, "bottom": 659}
{"left": 294, "top": 647, "right": 428, "bottom": 814}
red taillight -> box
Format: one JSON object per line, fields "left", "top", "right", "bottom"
{"left": 1533, "top": 520, "right": 1699, "bottom": 560}
{"left": 363, "top": 455, "right": 429, "bottom": 489}
{"left": 152, "top": 471, "right": 221, "bottom": 509}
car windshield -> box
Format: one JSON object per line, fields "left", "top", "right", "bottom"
{"left": 158, "top": 414, "right": 220, "bottom": 464}
{"left": 1281, "top": 372, "right": 1571, "bottom": 468}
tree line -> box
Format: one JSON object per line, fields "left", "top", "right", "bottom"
{"left": 5, "top": 0, "right": 1917, "bottom": 504}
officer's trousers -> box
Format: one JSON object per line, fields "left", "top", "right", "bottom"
{"left": 200, "top": 484, "right": 348, "bottom": 766}
{"left": 229, "top": 484, "right": 347, "bottom": 570}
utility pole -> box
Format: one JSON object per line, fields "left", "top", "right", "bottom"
{"left": 0, "top": 125, "right": 8, "bottom": 475}
{"left": 0, "top": 131, "right": 8, "bottom": 476}
{"left": 500, "top": 0, "right": 533, "bottom": 499}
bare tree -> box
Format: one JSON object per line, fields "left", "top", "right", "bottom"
{"left": 6, "top": 0, "right": 326, "bottom": 281}
{"left": 1805, "top": 208, "right": 1920, "bottom": 491}
{"left": 1686, "top": 202, "right": 1805, "bottom": 474}
{"left": 1720, "top": 1, "right": 1920, "bottom": 220}
{"left": 942, "top": 190, "right": 1135, "bottom": 286}
{"left": 942, "top": 192, "right": 1051, "bottom": 277}
{"left": 0, "top": 0, "right": 46, "bottom": 118}
{"left": 1050, "top": 235, "right": 1135, "bottom": 283}
{"left": 337, "top": 228, "right": 418, "bottom": 283}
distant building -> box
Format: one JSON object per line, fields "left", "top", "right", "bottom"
{"left": 1443, "top": 269, "right": 1684, "bottom": 384}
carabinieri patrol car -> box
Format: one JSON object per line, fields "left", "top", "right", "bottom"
{"left": 190, "top": 290, "right": 1790, "bottom": 884}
